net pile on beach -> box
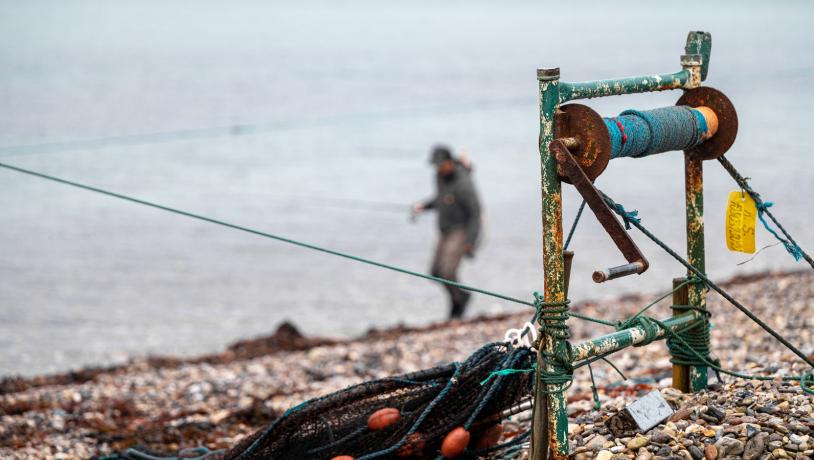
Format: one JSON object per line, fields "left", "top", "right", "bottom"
{"left": 223, "top": 342, "right": 533, "bottom": 460}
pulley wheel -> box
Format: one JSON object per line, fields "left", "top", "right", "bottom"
{"left": 676, "top": 86, "right": 738, "bottom": 160}
{"left": 554, "top": 104, "right": 611, "bottom": 182}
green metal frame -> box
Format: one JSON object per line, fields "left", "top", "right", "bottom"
{"left": 532, "top": 31, "right": 713, "bottom": 460}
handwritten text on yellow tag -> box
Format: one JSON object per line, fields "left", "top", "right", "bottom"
{"left": 725, "top": 191, "right": 757, "bottom": 254}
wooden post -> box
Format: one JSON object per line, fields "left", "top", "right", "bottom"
{"left": 671, "top": 277, "right": 690, "bottom": 392}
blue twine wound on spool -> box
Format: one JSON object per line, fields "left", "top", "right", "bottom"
{"left": 605, "top": 106, "right": 709, "bottom": 159}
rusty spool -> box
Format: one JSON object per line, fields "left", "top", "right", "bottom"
{"left": 555, "top": 86, "right": 737, "bottom": 181}
{"left": 676, "top": 86, "right": 738, "bottom": 160}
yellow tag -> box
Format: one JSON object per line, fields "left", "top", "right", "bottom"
{"left": 725, "top": 191, "right": 757, "bottom": 254}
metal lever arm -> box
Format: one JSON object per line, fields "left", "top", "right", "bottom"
{"left": 551, "top": 139, "right": 649, "bottom": 283}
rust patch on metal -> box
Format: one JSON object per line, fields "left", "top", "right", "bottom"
{"left": 554, "top": 104, "right": 611, "bottom": 182}
{"left": 676, "top": 87, "right": 738, "bottom": 160}
{"left": 685, "top": 157, "right": 704, "bottom": 193}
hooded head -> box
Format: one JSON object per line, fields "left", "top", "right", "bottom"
{"left": 429, "top": 145, "right": 455, "bottom": 176}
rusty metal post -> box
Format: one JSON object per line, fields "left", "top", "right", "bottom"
{"left": 671, "top": 277, "right": 691, "bottom": 392}
{"left": 530, "top": 67, "right": 569, "bottom": 460}
{"left": 563, "top": 251, "right": 574, "bottom": 298}
{"left": 683, "top": 156, "right": 709, "bottom": 391}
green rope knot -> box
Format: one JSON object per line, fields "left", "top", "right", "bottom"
{"left": 616, "top": 315, "right": 661, "bottom": 347}
{"left": 664, "top": 312, "right": 713, "bottom": 369}
{"left": 480, "top": 365, "right": 536, "bottom": 386}
{"left": 539, "top": 345, "right": 574, "bottom": 394}
{"left": 530, "top": 292, "right": 574, "bottom": 393}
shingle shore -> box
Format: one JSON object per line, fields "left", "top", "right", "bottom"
{"left": 1, "top": 270, "right": 812, "bottom": 459}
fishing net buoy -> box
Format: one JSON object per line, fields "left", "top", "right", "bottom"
{"left": 397, "top": 432, "right": 426, "bottom": 458}
{"left": 331, "top": 456, "right": 354, "bottom": 460}
{"left": 367, "top": 407, "right": 401, "bottom": 431}
{"left": 441, "top": 427, "right": 471, "bottom": 458}
{"left": 475, "top": 423, "right": 504, "bottom": 450}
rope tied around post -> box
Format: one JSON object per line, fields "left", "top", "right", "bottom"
{"left": 615, "top": 316, "right": 661, "bottom": 347}
{"left": 665, "top": 304, "right": 715, "bottom": 369}
{"left": 614, "top": 276, "right": 709, "bottom": 353}
{"left": 532, "top": 292, "right": 575, "bottom": 394}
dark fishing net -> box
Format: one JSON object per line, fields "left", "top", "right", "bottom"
{"left": 224, "top": 342, "right": 534, "bottom": 460}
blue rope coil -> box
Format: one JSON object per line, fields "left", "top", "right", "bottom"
{"left": 605, "top": 106, "right": 709, "bottom": 159}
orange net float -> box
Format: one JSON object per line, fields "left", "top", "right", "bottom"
{"left": 440, "top": 427, "right": 471, "bottom": 458}
{"left": 367, "top": 407, "right": 401, "bottom": 431}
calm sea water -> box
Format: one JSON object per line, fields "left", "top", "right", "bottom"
{"left": 1, "top": 0, "right": 813, "bottom": 376}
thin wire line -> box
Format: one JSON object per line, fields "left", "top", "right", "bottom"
{"left": 600, "top": 190, "right": 814, "bottom": 369}
{"left": 0, "top": 161, "right": 539, "bottom": 308}
{"left": 0, "top": 97, "right": 529, "bottom": 158}
{"left": 563, "top": 200, "right": 586, "bottom": 251}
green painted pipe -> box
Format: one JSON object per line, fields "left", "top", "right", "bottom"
{"left": 559, "top": 70, "right": 690, "bottom": 103}
{"left": 571, "top": 313, "right": 704, "bottom": 362}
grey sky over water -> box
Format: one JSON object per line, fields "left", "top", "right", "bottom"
{"left": 1, "top": 0, "right": 813, "bottom": 376}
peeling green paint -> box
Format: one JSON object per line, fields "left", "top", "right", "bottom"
{"left": 571, "top": 313, "right": 703, "bottom": 361}
{"left": 531, "top": 67, "right": 569, "bottom": 460}
{"left": 684, "top": 156, "right": 709, "bottom": 391}
{"left": 559, "top": 71, "right": 689, "bottom": 103}
{"left": 684, "top": 31, "right": 712, "bottom": 81}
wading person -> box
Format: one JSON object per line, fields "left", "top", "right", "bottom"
{"left": 412, "top": 145, "right": 482, "bottom": 319}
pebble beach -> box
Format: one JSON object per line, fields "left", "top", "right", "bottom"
{"left": 1, "top": 270, "right": 812, "bottom": 459}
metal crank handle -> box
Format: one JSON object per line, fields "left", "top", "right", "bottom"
{"left": 551, "top": 139, "right": 650, "bottom": 283}
{"left": 592, "top": 260, "right": 647, "bottom": 283}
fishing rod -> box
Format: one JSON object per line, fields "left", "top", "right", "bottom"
{"left": 265, "top": 193, "right": 410, "bottom": 214}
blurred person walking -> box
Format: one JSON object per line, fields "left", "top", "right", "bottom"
{"left": 412, "top": 145, "right": 482, "bottom": 319}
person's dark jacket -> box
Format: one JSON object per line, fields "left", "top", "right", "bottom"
{"left": 423, "top": 163, "right": 481, "bottom": 246}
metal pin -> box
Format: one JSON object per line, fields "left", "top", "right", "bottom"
{"left": 592, "top": 261, "right": 647, "bottom": 283}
